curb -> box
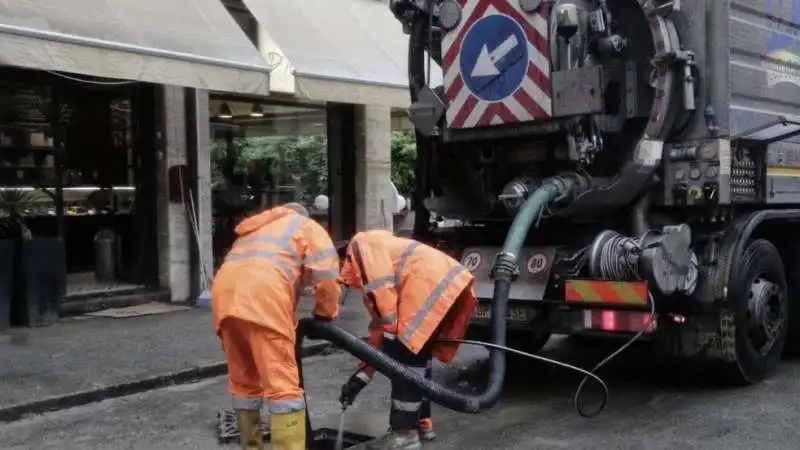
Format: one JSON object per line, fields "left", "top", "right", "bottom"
{"left": 0, "top": 341, "right": 336, "bottom": 423}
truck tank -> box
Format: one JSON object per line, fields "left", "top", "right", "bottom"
{"left": 394, "top": 0, "right": 800, "bottom": 384}
{"left": 400, "top": 0, "right": 800, "bottom": 218}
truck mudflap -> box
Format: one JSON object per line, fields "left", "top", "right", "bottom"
{"left": 652, "top": 309, "right": 736, "bottom": 361}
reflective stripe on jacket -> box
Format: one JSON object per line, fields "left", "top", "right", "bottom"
{"left": 211, "top": 206, "right": 342, "bottom": 339}
{"left": 340, "top": 230, "right": 477, "bottom": 372}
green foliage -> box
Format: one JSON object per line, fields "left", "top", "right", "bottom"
{"left": 390, "top": 130, "right": 417, "bottom": 196}
{"left": 211, "top": 130, "right": 418, "bottom": 202}
{"left": 210, "top": 135, "right": 328, "bottom": 206}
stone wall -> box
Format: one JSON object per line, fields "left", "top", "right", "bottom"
{"left": 354, "top": 105, "right": 394, "bottom": 232}
{"left": 156, "top": 86, "right": 213, "bottom": 303}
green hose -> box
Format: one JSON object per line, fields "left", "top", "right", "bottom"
{"left": 501, "top": 183, "right": 561, "bottom": 264}
{"left": 299, "top": 174, "right": 589, "bottom": 413}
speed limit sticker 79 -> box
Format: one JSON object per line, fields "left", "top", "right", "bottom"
{"left": 461, "top": 251, "right": 483, "bottom": 271}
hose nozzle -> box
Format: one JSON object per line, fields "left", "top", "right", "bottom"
{"left": 546, "top": 172, "right": 593, "bottom": 204}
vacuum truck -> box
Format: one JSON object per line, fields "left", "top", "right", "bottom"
{"left": 389, "top": 0, "right": 800, "bottom": 384}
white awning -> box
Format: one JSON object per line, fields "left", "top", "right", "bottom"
{"left": 243, "top": 0, "right": 442, "bottom": 108}
{"left": 0, "top": 0, "right": 270, "bottom": 95}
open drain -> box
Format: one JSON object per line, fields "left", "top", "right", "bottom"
{"left": 311, "top": 428, "right": 375, "bottom": 449}
{"left": 216, "top": 409, "right": 375, "bottom": 448}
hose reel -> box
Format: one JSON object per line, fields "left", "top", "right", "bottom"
{"left": 587, "top": 224, "right": 698, "bottom": 296}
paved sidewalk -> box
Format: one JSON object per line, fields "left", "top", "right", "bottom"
{"left": 0, "top": 291, "right": 369, "bottom": 422}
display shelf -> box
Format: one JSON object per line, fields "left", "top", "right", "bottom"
{"left": 0, "top": 185, "right": 135, "bottom": 217}
{"left": 0, "top": 146, "right": 55, "bottom": 152}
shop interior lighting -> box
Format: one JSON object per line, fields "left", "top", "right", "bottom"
{"left": 217, "top": 102, "right": 233, "bottom": 119}
{"left": 249, "top": 103, "right": 265, "bottom": 118}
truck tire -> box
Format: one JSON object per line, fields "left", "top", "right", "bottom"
{"left": 721, "top": 239, "right": 788, "bottom": 384}
{"left": 782, "top": 240, "right": 800, "bottom": 357}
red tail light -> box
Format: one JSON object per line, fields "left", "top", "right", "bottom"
{"left": 585, "top": 309, "right": 655, "bottom": 333}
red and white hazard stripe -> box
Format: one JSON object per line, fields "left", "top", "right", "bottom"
{"left": 441, "top": 0, "right": 552, "bottom": 129}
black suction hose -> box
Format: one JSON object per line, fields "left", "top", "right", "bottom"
{"left": 298, "top": 174, "right": 590, "bottom": 414}
{"left": 295, "top": 334, "right": 315, "bottom": 445}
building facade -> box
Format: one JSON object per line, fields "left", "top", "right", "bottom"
{"left": 0, "top": 0, "right": 269, "bottom": 318}
{"left": 0, "top": 0, "right": 434, "bottom": 319}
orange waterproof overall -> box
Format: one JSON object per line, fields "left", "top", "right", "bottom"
{"left": 211, "top": 206, "right": 341, "bottom": 415}
{"left": 340, "top": 230, "right": 477, "bottom": 431}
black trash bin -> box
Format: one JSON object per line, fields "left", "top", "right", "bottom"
{"left": 94, "top": 228, "right": 121, "bottom": 282}
{"left": 13, "top": 237, "right": 65, "bottom": 327}
{"left": 0, "top": 239, "right": 14, "bottom": 330}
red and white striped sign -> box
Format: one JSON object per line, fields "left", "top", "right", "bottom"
{"left": 441, "top": 0, "right": 552, "bottom": 129}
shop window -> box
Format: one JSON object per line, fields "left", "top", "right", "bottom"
{"left": 0, "top": 67, "right": 157, "bottom": 301}
{"left": 61, "top": 90, "right": 135, "bottom": 213}
{"left": 0, "top": 77, "right": 57, "bottom": 218}
{"left": 209, "top": 97, "right": 329, "bottom": 265}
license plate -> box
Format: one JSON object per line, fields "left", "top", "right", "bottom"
{"left": 472, "top": 305, "right": 532, "bottom": 322}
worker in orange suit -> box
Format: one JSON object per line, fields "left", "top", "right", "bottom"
{"left": 337, "top": 230, "right": 477, "bottom": 450}
{"left": 211, "top": 203, "right": 342, "bottom": 450}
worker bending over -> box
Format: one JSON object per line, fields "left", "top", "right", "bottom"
{"left": 211, "top": 203, "right": 341, "bottom": 450}
{"left": 338, "top": 230, "right": 477, "bottom": 450}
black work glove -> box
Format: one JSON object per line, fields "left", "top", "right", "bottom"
{"left": 304, "top": 315, "right": 333, "bottom": 340}
{"left": 339, "top": 370, "right": 371, "bottom": 406}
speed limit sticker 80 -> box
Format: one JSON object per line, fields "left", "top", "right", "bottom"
{"left": 527, "top": 252, "right": 548, "bottom": 275}
{"left": 461, "top": 251, "right": 483, "bottom": 271}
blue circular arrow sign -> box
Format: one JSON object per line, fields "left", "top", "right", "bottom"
{"left": 460, "top": 14, "right": 528, "bottom": 102}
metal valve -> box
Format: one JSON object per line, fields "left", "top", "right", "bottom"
{"left": 556, "top": 4, "right": 580, "bottom": 41}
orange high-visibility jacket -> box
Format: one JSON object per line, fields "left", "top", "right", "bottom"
{"left": 340, "top": 230, "right": 477, "bottom": 375}
{"left": 211, "top": 206, "right": 342, "bottom": 341}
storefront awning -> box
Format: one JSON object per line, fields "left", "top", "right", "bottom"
{"left": 243, "top": 0, "right": 442, "bottom": 109}
{"left": 0, "top": 0, "right": 270, "bottom": 95}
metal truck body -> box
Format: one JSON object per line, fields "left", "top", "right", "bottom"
{"left": 392, "top": 0, "right": 800, "bottom": 383}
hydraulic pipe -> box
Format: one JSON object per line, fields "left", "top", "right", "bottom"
{"left": 299, "top": 174, "right": 589, "bottom": 413}
{"left": 408, "top": 15, "right": 432, "bottom": 240}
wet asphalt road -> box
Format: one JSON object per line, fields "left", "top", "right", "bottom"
{"left": 2, "top": 336, "right": 800, "bottom": 449}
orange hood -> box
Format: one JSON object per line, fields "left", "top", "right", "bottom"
{"left": 339, "top": 231, "right": 369, "bottom": 288}
{"left": 234, "top": 206, "right": 299, "bottom": 236}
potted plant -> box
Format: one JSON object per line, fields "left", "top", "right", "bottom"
{"left": 0, "top": 188, "right": 64, "bottom": 327}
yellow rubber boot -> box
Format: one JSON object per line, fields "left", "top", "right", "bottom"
{"left": 235, "top": 409, "right": 265, "bottom": 450}
{"left": 269, "top": 410, "right": 306, "bottom": 450}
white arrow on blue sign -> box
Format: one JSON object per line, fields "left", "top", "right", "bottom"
{"left": 459, "top": 13, "right": 529, "bottom": 102}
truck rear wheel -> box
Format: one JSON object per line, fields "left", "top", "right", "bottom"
{"left": 721, "top": 239, "right": 788, "bottom": 384}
